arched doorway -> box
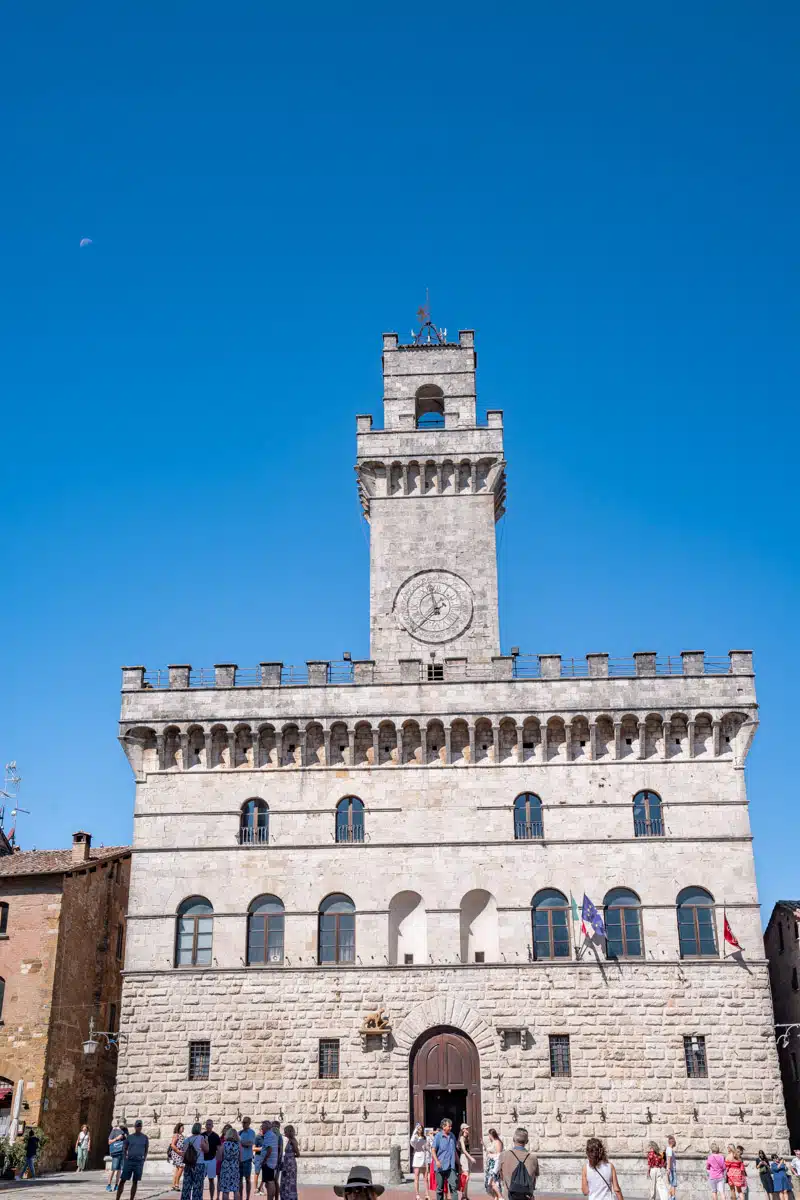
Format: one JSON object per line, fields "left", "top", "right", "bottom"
{"left": 410, "top": 1026, "right": 483, "bottom": 1169}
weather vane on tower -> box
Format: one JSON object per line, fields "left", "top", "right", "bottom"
{"left": 412, "top": 289, "right": 447, "bottom": 345}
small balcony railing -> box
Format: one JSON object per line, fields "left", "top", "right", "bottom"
{"left": 336, "top": 825, "right": 365, "bottom": 844}
{"left": 634, "top": 817, "right": 664, "bottom": 838}
{"left": 238, "top": 826, "right": 270, "bottom": 845}
{"left": 514, "top": 820, "right": 544, "bottom": 841}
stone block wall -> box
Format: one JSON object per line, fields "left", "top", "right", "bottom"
{"left": 116, "top": 961, "right": 787, "bottom": 1193}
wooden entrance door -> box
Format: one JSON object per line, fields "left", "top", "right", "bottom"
{"left": 411, "top": 1027, "right": 483, "bottom": 1169}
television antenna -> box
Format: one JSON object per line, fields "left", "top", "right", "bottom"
{"left": 0, "top": 762, "right": 26, "bottom": 847}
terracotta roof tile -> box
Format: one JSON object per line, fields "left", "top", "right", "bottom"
{"left": 0, "top": 845, "right": 130, "bottom": 877}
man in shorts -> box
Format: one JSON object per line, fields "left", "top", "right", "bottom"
{"left": 239, "top": 1117, "right": 256, "bottom": 1200}
{"left": 259, "top": 1122, "right": 278, "bottom": 1200}
{"left": 204, "top": 1120, "right": 221, "bottom": 1200}
{"left": 117, "top": 1120, "right": 149, "bottom": 1200}
{"left": 107, "top": 1121, "right": 127, "bottom": 1191}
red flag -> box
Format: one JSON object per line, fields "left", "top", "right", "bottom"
{"left": 724, "top": 915, "right": 741, "bottom": 949}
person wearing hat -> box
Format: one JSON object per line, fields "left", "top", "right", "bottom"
{"left": 334, "top": 1165, "right": 385, "bottom": 1200}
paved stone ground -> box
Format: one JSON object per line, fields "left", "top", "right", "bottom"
{"left": 0, "top": 1174, "right": 588, "bottom": 1200}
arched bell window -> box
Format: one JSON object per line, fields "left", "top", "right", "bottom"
{"left": 175, "top": 897, "right": 213, "bottom": 967}
{"left": 633, "top": 790, "right": 663, "bottom": 837}
{"left": 604, "top": 888, "right": 644, "bottom": 959}
{"left": 318, "top": 893, "right": 355, "bottom": 964}
{"left": 247, "top": 895, "right": 285, "bottom": 965}
{"left": 336, "top": 797, "right": 364, "bottom": 844}
{"left": 531, "top": 888, "right": 570, "bottom": 960}
{"left": 239, "top": 799, "right": 269, "bottom": 845}
{"left": 415, "top": 384, "right": 445, "bottom": 429}
{"left": 676, "top": 886, "right": 718, "bottom": 958}
{"left": 514, "top": 793, "right": 543, "bottom": 840}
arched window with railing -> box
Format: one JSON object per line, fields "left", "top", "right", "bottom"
{"left": 240, "top": 799, "right": 269, "bottom": 845}
{"left": 247, "top": 895, "right": 285, "bottom": 965}
{"left": 175, "top": 897, "right": 213, "bottom": 967}
{"left": 318, "top": 893, "right": 356, "bottom": 964}
{"left": 676, "top": 886, "right": 718, "bottom": 958}
{"left": 633, "top": 790, "right": 663, "bottom": 837}
{"left": 336, "top": 797, "right": 365, "bottom": 844}
{"left": 514, "top": 793, "right": 543, "bottom": 840}
{"left": 415, "top": 384, "right": 445, "bottom": 429}
{"left": 531, "top": 888, "right": 570, "bottom": 960}
{"left": 604, "top": 888, "right": 644, "bottom": 959}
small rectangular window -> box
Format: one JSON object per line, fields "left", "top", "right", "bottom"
{"left": 474, "top": 951, "right": 485, "bottom": 963}
{"left": 549, "top": 1034, "right": 571, "bottom": 1078}
{"left": 404, "top": 953, "right": 414, "bottom": 965}
{"left": 189, "top": 1040, "right": 211, "bottom": 1081}
{"left": 116, "top": 923, "right": 125, "bottom": 960}
{"left": 779, "top": 923, "right": 785, "bottom": 954}
{"left": 319, "top": 1038, "right": 340, "bottom": 1079}
{"left": 0, "top": 903, "right": 8, "bottom": 935}
{"left": 684, "top": 1035, "right": 708, "bottom": 1079}
{"left": 427, "top": 663, "right": 444, "bottom": 681}
{"left": 791, "top": 1052, "right": 799, "bottom": 1083}
{"left": 109, "top": 1003, "right": 117, "bottom": 1032}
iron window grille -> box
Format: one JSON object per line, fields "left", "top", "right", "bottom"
{"left": 319, "top": 1038, "right": 340, "bottom": 1079}
{"left": 549, "top": 1034, "right": 571, "bottom": 1078}
{"left": 335, "top": 797, "right": 365, "bottom": 844}
{"left": 683, "top": 1035, "right": 707, "bottom": 1079}
{"left": 189, "top": 1040, "right": 211, "bottom": 1081}
{"left": 633, "top": 790, "right": 664, "bottom": 838}
{"left": 427, "top": 663, "right": 444, "bottom": 681}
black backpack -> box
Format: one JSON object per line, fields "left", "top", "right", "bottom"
{"left": 184, "top": 1142, "right": 198, "bottom": 1169}
{"left": 508, "top": 1150, "right": 534, "bottom": 1200}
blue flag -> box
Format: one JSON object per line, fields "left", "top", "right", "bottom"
{"left": 581, "top": 894, "right": 606, "bottom": 939}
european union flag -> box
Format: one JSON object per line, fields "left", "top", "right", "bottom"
{"left": 581, "top": 894, "right": 606, "bottom": 939}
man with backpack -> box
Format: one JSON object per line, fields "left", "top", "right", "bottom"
{"left": 499, "top": 1128, "right": 539, "bottom": 1200}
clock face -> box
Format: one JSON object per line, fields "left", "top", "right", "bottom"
{"left": 394, "top": 570, "right": 474, "bottom": 644}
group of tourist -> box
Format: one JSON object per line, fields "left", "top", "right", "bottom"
{"left": 406, "top": 1121, "right": 800, "bottom": 1200}
{"left": 14, "top": 1114, "right": 800, "bottom": 1200}
{"left": 102, "top": 1117, "right": 299, "bottom": 1200}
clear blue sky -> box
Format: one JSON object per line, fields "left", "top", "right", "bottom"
{"left": 2, "top": 3, "right": 798, "bottom": 923}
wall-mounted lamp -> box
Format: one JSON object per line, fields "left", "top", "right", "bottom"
{"left": 320, "top": 1105, "right": 326, "bottom": 1122}
{"left": 600, "top": 1108, "right": 606, "bottom": 1123}
{"left": 362, "top": 1106, "right": 368, "bottom": 1122}
{"left": 556, "top": 1109, "right": 563, "bottom": 1123}
{"left": 510, "top": 1106, "right": 518, "bottom": 1123}
{"left": 645, "top": 1107, "right": 653, "bottom": 1124}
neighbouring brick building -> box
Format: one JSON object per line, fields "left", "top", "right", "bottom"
{"left": 0, "top": 832, "right": 130, "bottom": 1169}
{"left": 765, "top": 902, "right": 800, "bottom": 1147}
{"left": 115, "top": 322, "right": 787, "bottom": 1196}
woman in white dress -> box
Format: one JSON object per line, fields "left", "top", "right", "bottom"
{"left": 410, "top": 1123, "right": 429, "bottom": 1200}
{"left": 582, "top": 1138, "right": 624, "bottom": 1200}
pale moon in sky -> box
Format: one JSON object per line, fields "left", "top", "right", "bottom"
{"left": 79, "top": 238, "right": 93, "bottom": 247}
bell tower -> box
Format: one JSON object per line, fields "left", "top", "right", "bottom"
{"left": 356, "top": 322, "right": 506, "bottom": 669}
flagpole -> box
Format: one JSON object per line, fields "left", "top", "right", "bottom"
{"left": 723, "top": 899, "right": 727, "bottom": 959}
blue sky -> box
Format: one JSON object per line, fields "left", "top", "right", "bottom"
{"left": 2, "top": 3, "right": 798, "bottom": 922}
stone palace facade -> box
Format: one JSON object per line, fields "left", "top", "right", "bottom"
{"left": 115, "top": 326, "right": 787, "bottom": 1194}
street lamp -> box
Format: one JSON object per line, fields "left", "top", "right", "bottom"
{"left": 82, "top": 1016, "right": 127, "bottom": 1056}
